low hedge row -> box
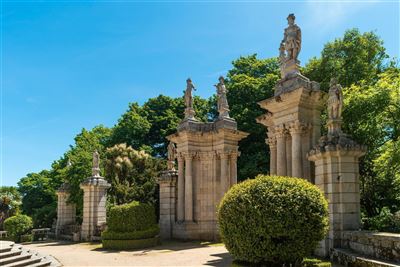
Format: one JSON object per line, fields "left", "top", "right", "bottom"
{"left": 102, "top": 236, "right": 160, "bottom": 250}
{"left": 102, "top": 225, "right": 159, "bottom": 240}
{"left": 107, "top": 201, "right": 156, "bottom": 232}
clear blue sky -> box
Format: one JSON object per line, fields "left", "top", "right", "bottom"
{"left": 2, "top": 1, "right": 399, "bottom": 186}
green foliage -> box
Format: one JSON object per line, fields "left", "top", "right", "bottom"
{"left": 104, "top": 144, "right": 164, "bottom": 205}
{"left": 32, "top": 203, "right": 57, "bottom": 228}
{"left": 218, "top": 175, "right": 328, "bottom": 265}
{"left": 226, "top": 55, "right": 280, "bottom": 180}
{"left": 4, "top": 215, "right": 33, "bottom": 243}
{"left": 362, "top": 208, "right": 400, "bottom": 233}
{"left": 107, "top": 201, "right": 157, "bottom": 232}
{"left": 303, "top": 28, "right": 389, "bottom": 90}
{"left": 102, "top": 236, "right": 160, "bottom": 250}
{"left": 302, "top": 258, "right": 332, "bottom": 267}
{"left": 0, "top": 186, "right": 22, "bottom": 230}
{"left": 102, "top": 225, "right": 159, "bottom": 240}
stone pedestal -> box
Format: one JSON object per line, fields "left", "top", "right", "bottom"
{"left": 157, "top": 170, "right": 177, "bottom": 240}
{"left": 80, "top": 176, "right": 110, "bottom": 241}
{"left": 257, "top": 73, "right": 325, "bottom": 181}
{"left": 55, "top": 183, "right": 76, "bottom": 237}
{"left": 308, "top": 135, "right": 366, "bottom": 257}
{"left": 167, "top": 118, "right": 248, "bottom": 240}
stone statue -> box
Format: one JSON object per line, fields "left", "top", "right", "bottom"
{"left": 184, "top": 78, "right": 196, "bottom": 120}
{"left": 215, "top": 76, "right": 230, "bottom": 118}
{"left": 92, "top": 150, "right": 101, "bottom": 177}
{"left": 327, "top": 78, "right": 343, "bottom": 120}
{"left": 282, "top": 13, "right": 301, "bottom": 62}
{"left": 167, "top": 142, "right": 177, "bottom": 171}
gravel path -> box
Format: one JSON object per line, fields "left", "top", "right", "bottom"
{"left": 23, "top": 240, "right": 232, "bottom": 266}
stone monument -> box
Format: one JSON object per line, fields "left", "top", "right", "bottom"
{"left": 55, "top": 182, "right": 76, "bottom": 237}
{"left": 308, "top": 78, "right": 366, "bottom": 257}
{"left": 80, "top": 151, "right": 111, "bottom": 241}
{"left": 184, "top": 78, "right": 197, "bottom": 121}
{"left": 159, "top": 77, "right": 248, "bottom": 240}
{"left": 257, "top": 13, "right": 324, "bottom": 181}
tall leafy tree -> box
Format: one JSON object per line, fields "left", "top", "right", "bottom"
{"left": 226, "top": 55, "right": 280, "bottom": 180}
{"left": 0, "top": 186, "right": 22, "bottom": 229}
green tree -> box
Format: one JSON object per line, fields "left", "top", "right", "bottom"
{"left": 303, "top": 28, "right": 389, "bottom": 90}
{"left": 0, "top": 186, "right": 22, "bottom": 229}
{"left": 104, "top": 143, "right": 165, "bottom": 205}
{"left": 226, "top": 55, "right": 280, "bottom": 180}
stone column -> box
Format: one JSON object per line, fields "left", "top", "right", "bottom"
{"left": 275, "top": 125, "right": 287, "bottom": 176}
{"left": 220, "top": 153, "right": 229, "bottom": 195}
{"left": 302, "top": 125, "right": 312, "bottom": 181}
{"left": 230, "top": 152, "right": 238, "bottom": 186}
{"left": 184, "top": 153, "right": 193, "bottom": 222}
{"left": 267, "top": 137, "right": 277, "bottom": 175}
{"left": 158, "top": 171, "right": 177, "bottom": 240}
{"left": 80, "top": 177, "right": 110, "bottom": 241}
{"left": 177, "top": 155, "right": 185, "bottom": 221}
{"left": 55, "top": 183, "right": 76, "bottom": 237}
{"left": 289, "top": 121, "right": 304, "bottom": 178}
{"left": 285, "top": 134, "right": 292, "bottom": 176}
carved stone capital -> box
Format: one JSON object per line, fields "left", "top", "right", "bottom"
{"left": 266, "top": 137, "right": 277, "bottom": 149}
{"left": 274, "top": 125, "right": 288, "bottom": 139}
{"left": 288, "top": 120, "right": 307, "bottom": 135}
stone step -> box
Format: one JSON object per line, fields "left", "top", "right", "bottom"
{"left": 0, "top": 250, "right": 22, "bottom": 259}
{"left": 0, "top": 254, "right": 32, "bottom": 265}
{"left": 3, "top": 257, "right": 42, "bottom": 267}
{"left": 0, "top": 246, "right": 12, "bottom": 253}
{"left": 332, "top": 248, "right": 399, "bottom": 267}
{"left": 30, "top": 260, "right": 53, "bottom": 267}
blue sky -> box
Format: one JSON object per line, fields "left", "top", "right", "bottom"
{"left": 2, "top": 1, "right": 399, "bottom": 186}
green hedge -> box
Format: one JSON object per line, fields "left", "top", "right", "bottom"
{"left": 102, "top": 225, "right": 159, "bottom": 240}
{"left": 218, "top": 175, "right": 329, "bottom": 265}
{"left": 4, "top": 215, "right": 33, "bottom": 243}
{"left": 107, "top": 201, "right": 156, "bottom": 232}
{"left": 102, "top": 236, "right": 160, "bottom": 250}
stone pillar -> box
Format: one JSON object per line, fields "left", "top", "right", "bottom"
{"left": 302, "top": 125, "right": 312, "bottom": 181}
{"left": 289, "top": 121, "right": 304, "bottom": 178}
{"left": 285, "top": 134, "right": 292, "bottom": 176}
{"left": 220, "top": 153, "right": 229, "bottom": 194}
{"left": 267, "top": 137, "right": 277, "bottom": 175}
{"left": 308, "top": 144, "right": 366, "bottom": 257}
{"left": 184, "top": 153, "right": 193, "bottom": 222}
{"left": 230, "top": 152, "right": 238, "bottom": 186}
{"left": 177, "top": 155, "right": 185, "bottom": 221}
{"left": 55, "top": 183, "right": 76, "bottom": 237}
{"left": 80, "top": 177, "right": 110, "bottom": 241}
{"left": 275, "top": 125, "right": 287, "bottom": 176}
{"left": 158, "top": 171, "right": 177, "bottom": 240}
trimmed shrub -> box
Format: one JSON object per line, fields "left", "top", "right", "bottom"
{"left": 107, "top": 201, "right": 156, "bottom": 232}
{"left": 102, "top": 236, "right": 160, "bottom": 250}
{"left": 4, "top": 215, "right": 33, "bottom": 243}
{"left": 102, "top": 201, "right": 159, "bottom": 250}
{"left": 102, "top": 225, "right": 159, "bottom": 240}
{"left": 218, "top": 175, "right": 329, "bottom": 265}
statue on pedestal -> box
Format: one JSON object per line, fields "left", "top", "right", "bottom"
{"left": 215, "top": 76, "right": 230, "bottom": 119}
{"left": 328, "top": 78, "right": 343, "bottom": 120}
{"left": 167, "top": 142, "right": 177, "bottom": 171}
{"left": 279, "top": 13, "right": 302, "bottom": 79}
{"left": 184, "top": 78, "right": 196, "bottom": 120}
{"left": 92, "top": 150, "right": 101, "bottom": 177}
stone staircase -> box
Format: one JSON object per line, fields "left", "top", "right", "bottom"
{"left": 0, "top": 241, "right": 61, "bottom": 267}
{"left": 332, "top": 248, "right": 399, "bottom": 267}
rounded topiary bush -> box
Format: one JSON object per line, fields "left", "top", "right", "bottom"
{"left": 102, "top": 201, "right": 159, "bottom": 250}
{"left": 4, "top": 214, "right": 33, "bottom": 243}
{"left": 218, "top": 175, "right": 329, "bottom": 265}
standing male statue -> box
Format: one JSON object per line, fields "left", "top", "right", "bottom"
{"left": 184, "top": 78, "right": 196, "bottom": 120}
{"left": 167, "top": 142, "right": 177, "bottom": 171}
{"left": 282, "top": 13, "right": 301, "bottom": 62}
{"left": 92, "top": 150, "right": 101, "bottom": 177}
{"left": 215, "top": 76, "right": 230, "bottom": 118}
{"left": 327, "top": 78, "right": 343, "bottom": 120}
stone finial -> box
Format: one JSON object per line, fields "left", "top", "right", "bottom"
{"left": 184, "top": 78, "right": 197, "bottom": 120}
{"left": 215, "top": 76, "right": 230, "bottom": 119}
{"left": 327, "top": 78, "right": 344, "bottom": 136}
{"left": 279, "top": 13, "right": 302, "bottom": 79}
{"left": 167, "top": 141, "right": 177, "bottom": 171}
{"left": 92, "top": 150, "right": 101, "bottom": 177}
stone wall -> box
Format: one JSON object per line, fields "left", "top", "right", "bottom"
{"left": 342, "top": 231, "right": 400, "bottom": 263}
